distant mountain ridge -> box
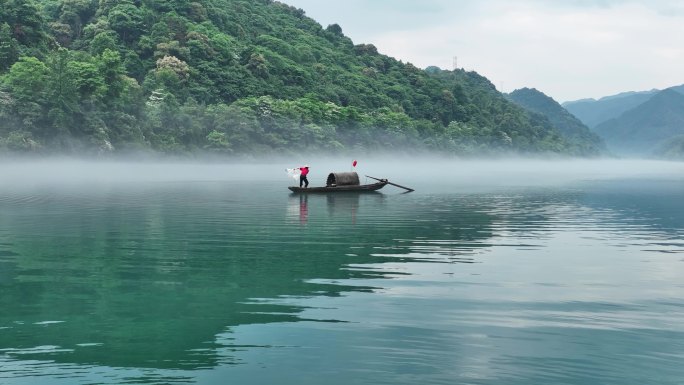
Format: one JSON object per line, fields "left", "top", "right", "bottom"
{"left": 563, "top": 85, "right": 684, "bottom": 129}
{"left": 507, "top": 88, "right": 604, "bottom": 155}
{"left": 563, "top": 90, "right": 659, "bottom": 128}
{"left": 562, "top": 84, "right": 684, "bottom": 157}
{"left": 594, "top": 88, "right": 684, "bottom": 155}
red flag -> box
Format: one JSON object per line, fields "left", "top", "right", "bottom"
{"left": 352, "top": 160, "right": 357, "bottom": 167}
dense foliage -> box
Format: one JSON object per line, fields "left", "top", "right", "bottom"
{"left": 507, "top": 88, "right": 604, "bottom": 156}
{"left": 1, "top": 0, "right": 599, "bottom": 156}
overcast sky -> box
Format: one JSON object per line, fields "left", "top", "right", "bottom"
{"left": 280, "top": 0, "right": 684, "bottom": 103}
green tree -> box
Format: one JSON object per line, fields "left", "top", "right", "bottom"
{"left": 204, "top": 130, "right": 231, "bottom": 152}
{"left": 107, "top": 2, "right": 144, "bottom": 43}
{"left": 89, "top": 31, "right": 119, "bottom": 55}
{"left": 3, "top": 130, "right": 41, "bottom": 151}
{"left": 0, "top": 23, "right": 19, "bottom": 70}
{"left": 68, "top": 60, "right": 105, "bottom": 100}
{"left": 2, "top": 56, "right": 50, "bottom": 130}
{"left": 96, "top": 48, "right": 126, "bottom": 101}
{"left": 4, "top": 0, "right": 48, "bottom": 46}
{"left": 46, "top": 49, "right": 78, "bottom": 112}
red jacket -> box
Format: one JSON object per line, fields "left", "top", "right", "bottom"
{"left": 300, "top": 167, "right": 309, "bottom": 176}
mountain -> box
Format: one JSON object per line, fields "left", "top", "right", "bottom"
{"left": 0, "top": 0, "right": 596, "bottom": 156}
{"left": 657, "top": 135, "right": 684, "bottom": 160}
{"left": 594, "top": 89, "right": 684, "bottom": 155}
{"left": 670, "top": 84, "right": 684, "bottom": 95}
{"left": 507, "top": 88, "right": 605, "bottom": 156}
{"left": 563, "top": 85, "right": 684, "bottom": 129}
{"left": 563, "top": 90, "right": 659, "bottom": 128}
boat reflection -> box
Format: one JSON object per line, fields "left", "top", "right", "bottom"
{"left": 288, "top": 192, "right": 385, "bottom": 225}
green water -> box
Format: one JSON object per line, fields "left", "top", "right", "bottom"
{"left": 0, "top": 160, "right": 683, "bottom": 384}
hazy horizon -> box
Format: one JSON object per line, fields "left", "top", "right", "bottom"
{"left": 1, "top": 158, "right": 682, "bottom": 193}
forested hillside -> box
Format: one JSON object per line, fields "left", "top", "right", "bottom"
{"left": 506, "top": 88, "right": 604, "bottom": 156}
{"left": 0, "top": 0, "right": 598, "bottom": 156}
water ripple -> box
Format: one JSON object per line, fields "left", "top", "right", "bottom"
{"left": 1, "top": 167, "right": 684, "bottom": 384}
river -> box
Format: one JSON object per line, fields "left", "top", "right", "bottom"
{"left": 0, "top": 158, "right": 683, "bottom": 384}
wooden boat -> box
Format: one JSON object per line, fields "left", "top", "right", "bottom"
{"left": 288, "top": 180, "right": 387, "bottom": 193}
{"left": 288, "top": 172, "right": 413, "bottom": 193}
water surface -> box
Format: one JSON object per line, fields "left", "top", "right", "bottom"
{"left": 0, "top": 159, "right": 683, "bottom": 384}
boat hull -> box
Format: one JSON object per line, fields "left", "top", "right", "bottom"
{"left": 288, "top": 182, "right": 387, "bottom": 193}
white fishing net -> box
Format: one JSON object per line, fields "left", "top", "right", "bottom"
{"left": 286, "top": 168, "right": 301, "bottom": 181}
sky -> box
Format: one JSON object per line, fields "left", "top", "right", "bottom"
{"left": 280, "top": 0, "right": 684, "bottom": 103}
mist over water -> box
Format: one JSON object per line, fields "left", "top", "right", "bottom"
{"left": 1, "top": 157, "right": 683, "bottom": 385}
{"left": 1, "top": 157, "right": 681, "bottom": 187}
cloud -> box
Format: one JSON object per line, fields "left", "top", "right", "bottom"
{"left": 282, "top": 0, "right": 684, "bottom": 101}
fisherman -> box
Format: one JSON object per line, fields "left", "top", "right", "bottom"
{"left": 298, "top": 165, "right": 310, "bottom": 188}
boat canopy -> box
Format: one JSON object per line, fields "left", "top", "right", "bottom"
{"left": 326, "top": 172, "right": 360, "bottom": 186}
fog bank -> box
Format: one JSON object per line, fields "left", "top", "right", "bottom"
{"left": 1, "top": 158, "right": 681, "bottom": 191}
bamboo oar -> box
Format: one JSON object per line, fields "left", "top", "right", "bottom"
{"left": 366, "top": 175, "right": 415, "bottom": 192}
